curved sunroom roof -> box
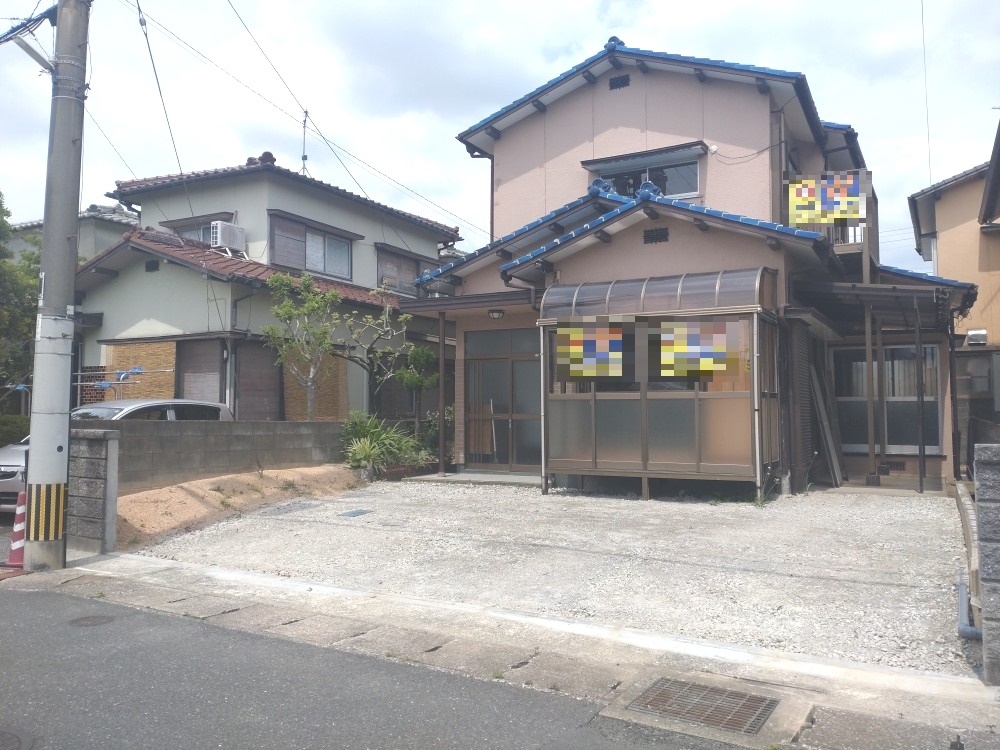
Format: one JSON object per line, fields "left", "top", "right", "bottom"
{"left": 540, "top": 267, "right": 776, "bottom": 318}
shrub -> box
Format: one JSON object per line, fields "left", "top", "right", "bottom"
{"left": 420, "top": 405, "right": 455, "bottom": 462}
{"left": 344, "top": 418, "right": 432, "bottom": 479}
{"left": 342, "top": 410, "right": 383, "bottom": 448}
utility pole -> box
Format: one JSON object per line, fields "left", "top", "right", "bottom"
{"left": 24, "top": 0, "right": 92, "bottom": 571}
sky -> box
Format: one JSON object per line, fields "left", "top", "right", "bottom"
{"left": 1, "top": 0, "right": 998, "bottom": 272}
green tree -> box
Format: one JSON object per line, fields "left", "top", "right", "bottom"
{"left": 394, "top": 345, "right": 438, "bottom": 439}
{"left": 261, "top": 274, "right": 340, "bottom": 421}
{"left": 331, "top": 285, "right": 411, "bottom": 415}
{"left": 0, "top": 191, "right": 38, "bottom": 415}
{"left": 262, "top": 275, "right": 412, "bottom": 419}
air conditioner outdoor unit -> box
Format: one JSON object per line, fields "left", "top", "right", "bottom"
{"left": 210, "top": 221, "right": 246, "bottom": 253}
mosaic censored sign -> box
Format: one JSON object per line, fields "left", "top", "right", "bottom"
{"left": 555, "top": 317, "right": 743, "bottom": 383}
{"left": 786, "top": 170, "right": 871, "bottom": 227}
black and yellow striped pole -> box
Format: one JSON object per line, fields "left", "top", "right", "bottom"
{"left": 26, "top": 483, "right": 68, "bottom": 546}
{"left": 22, "top": 0, "right": 91, "bottom": 571}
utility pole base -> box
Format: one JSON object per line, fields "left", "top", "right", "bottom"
{"left": 23, "top": 540, "right": 66, "bottom": 572}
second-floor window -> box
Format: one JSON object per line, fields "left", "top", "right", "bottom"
{"left": 269, "top": 212, "right": 361, "bottom": 280}
{"left": 375, "top": 243, "right": 435, "bottom": 296}
{"left": 601, "top": 162, "right": 698, "bottom": 200}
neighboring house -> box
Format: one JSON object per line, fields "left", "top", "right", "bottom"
{"left": 401, "top": 37, "right": 975, "bottom": 495}
{"left": 74, "top": 151, "right": 460, "bottom": 420}
{"left": 909, "top": 118, "right": 1000, "bottom": 465}
{"left": 9, "top": 203, "right": 138, "bottom": 262}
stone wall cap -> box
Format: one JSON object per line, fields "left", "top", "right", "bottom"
{"left": 70, "top": 428, "right": 121, "bottom": 440}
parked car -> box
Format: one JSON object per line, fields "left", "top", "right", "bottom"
{"left": 0, "top": 399, "right": 234, "bottom": 511}
{"left": 0, "top": 436, "right": 29, "bottom": 513}
{"left": 70, "top": 398, "right": 234, "bottom": 422}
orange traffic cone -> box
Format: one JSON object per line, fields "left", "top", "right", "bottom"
{"left": 3, "top": 491, "right": 26, "bottom": 568}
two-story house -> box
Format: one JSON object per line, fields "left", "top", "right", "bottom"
{"left": 909, "top": 118, "right": 1000, "bottom": 469}
{"left": 75, "top": 151, "right": 461, "bottom": 420}
{"left": 401, "top": 38, "right": 975, "bottom": 496}
{"left": 9, "top": 203, "right": 139, "bottom": 262}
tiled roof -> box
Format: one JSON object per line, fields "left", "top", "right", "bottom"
{"left": 879, "top": 264, "right": 975, "bottom": 290}
{"left": 79, "top": 227, "right": 398, "bottom": 308}
{"left": 415, "top": 194, "right": 603, "bottom": 285}
{"left": 12, "top": 204, "right": 139, "bottom": 231}
{"left": 110, "top": 158, "right": 461, "bottom": 242}
{"left": 494, "top": 186, "right": 821, "bottom": 274}
{"left": 458, "top": 38, "right": 805, "bottom": 143}
{"left": 416, "top": 183, "right": 825, "bottom": 285}
{"left": 908, "top": 163, "right": 989, "bottom": 201}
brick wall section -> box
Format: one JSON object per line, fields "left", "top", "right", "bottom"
{"left": 73, "top": 420, "right": 344, "bottom": 494}
{"left": 975, "top": 444, "right": 1000, "bottom": 684}
{"left": 282, "top": 354, "right": 349, "bottom": 421}
{"left": 76, "top": 365, "right": 109, "bottom": 406}
{"left": 105, "top": 341, "right": 176, "bottom": 400}
{"left": 66, "top": 428, "right": 119, "bottom": 557}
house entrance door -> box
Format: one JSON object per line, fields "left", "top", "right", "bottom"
{"left": 466, "top": 356, "right": 540, "bottom": 471}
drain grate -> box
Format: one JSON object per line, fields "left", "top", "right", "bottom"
{"left": 69, "top": 615, "right": 115, "bottom": 628}
{"left": 627, "top": 677, "right": 779, "bottom": 735}
{"left": 339, "top": 508, "right": 373, "bottom": 518}
{"left": 0, "top": 727, "right": 32, "bottom": 749}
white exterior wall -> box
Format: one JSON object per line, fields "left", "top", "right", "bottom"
{"left": 132, "top": 171, "right": 442, "bottom": 288}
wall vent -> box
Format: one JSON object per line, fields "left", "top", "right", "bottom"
{"left": 145, "top": 260, "right": 160, "bottom": 272}
{"left": 644, "top": 227, "right": 670, "bottom": 244}
{"left": 609, "top": 74, "right": 631, "bottom": 90}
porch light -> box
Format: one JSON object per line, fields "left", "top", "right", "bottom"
{"left": 488, "top": 309, "right": 505, "bottom": 320}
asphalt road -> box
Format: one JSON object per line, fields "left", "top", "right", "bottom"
{"left": 0, "top": 590, "right": 745, "bottom": 750}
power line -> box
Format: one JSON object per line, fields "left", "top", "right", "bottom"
{"left": 920, "top": 0, "right": 933, "bottom": 184}
{"left": 114, "top": 0, "right": 489, "bottom": 243}
{"left": 134, "top": 0, "right": 194, "bottom": 217}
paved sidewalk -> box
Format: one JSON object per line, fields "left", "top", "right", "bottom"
{"left": 4, "top": 481, "right": 1000, "bottom": 748}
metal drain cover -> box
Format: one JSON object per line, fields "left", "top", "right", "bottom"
{"left": 69, "top": 615, "right": 115, "bottom": 627}
{"left": 628, "top": 677, "right": 779, "bottom": 735}
{"left": 0, "top": 727, "right": 33, "bottom": 750}
{"left": 602, "top": 671, "right": 814, "bottom": 749}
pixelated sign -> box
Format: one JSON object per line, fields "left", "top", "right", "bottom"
{"left": 787, "top": 170, "right": 870, "bottom": 227}
{"left": 555, "top": 322, "right": 626, "bottom": 378}
{"left": 554, "top": 316, "right": 746, "bottom": 383}
{"left": 657, "top": 320, "right": 741, "bottom": 378}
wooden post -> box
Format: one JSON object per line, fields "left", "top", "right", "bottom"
{"left": 438, "top": 312, "right": 446, "bottom": 477}
{"left": 915, "top": 300, "right": 925, "bottom": 493}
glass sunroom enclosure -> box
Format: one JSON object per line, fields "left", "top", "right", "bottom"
{"left": 538, "top": 267, "right": 780, "bottom": 498}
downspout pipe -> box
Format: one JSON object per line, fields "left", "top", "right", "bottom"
{"left": 958, "top": 576, "right": 982, "bottom": 641}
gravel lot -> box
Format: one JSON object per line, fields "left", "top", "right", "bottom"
{"left": 141, "top": 481, "right": 976, "bottom": 676}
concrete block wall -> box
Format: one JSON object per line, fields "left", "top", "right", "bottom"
{"left": 66, "top": 429, "right": 119, "bottom": 558}
{"left": 974, "top": 444, "right": 1000, "bottom": 684}
{"left": 72, "top": 420, "right": 344, "bottom": 494}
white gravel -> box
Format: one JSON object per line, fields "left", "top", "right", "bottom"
{"left": 141, "top": 482, "right": 977, "bottom": 676}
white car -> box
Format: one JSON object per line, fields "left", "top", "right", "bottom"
{"left": 0, "top": 399, "right": 234, "bottom": 511}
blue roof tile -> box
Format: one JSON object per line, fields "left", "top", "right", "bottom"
{"left": 879, "top": 264, "right": 975, "bottom": 289}
{"left": 459, "top": 40, "right": 802, "bottom": 142}
{"left": 498, "top": 191, "right": 824, "bottom": 274}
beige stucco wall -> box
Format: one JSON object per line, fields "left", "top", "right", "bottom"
{"left": 490, "top": 68, "right": 773, "bottom": 237}
{"left": 933, "top": 176, "right": 1000, "bottom": 339}
{"left": 452, "top": 215, "right": 806, "bottom": 309}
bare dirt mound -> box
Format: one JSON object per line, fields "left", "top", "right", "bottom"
{"left": 115, "top": 464, "right": 361, "bottom": 552}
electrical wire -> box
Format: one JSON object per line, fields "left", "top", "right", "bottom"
{"left": 134, "top": 0, "right": 195, "bottom": 218}
{"left": 920, "top": 0, "right": 933, "bottom": 184}
{"left": 114, "top": 0, "right": 489, "bottom": 243}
